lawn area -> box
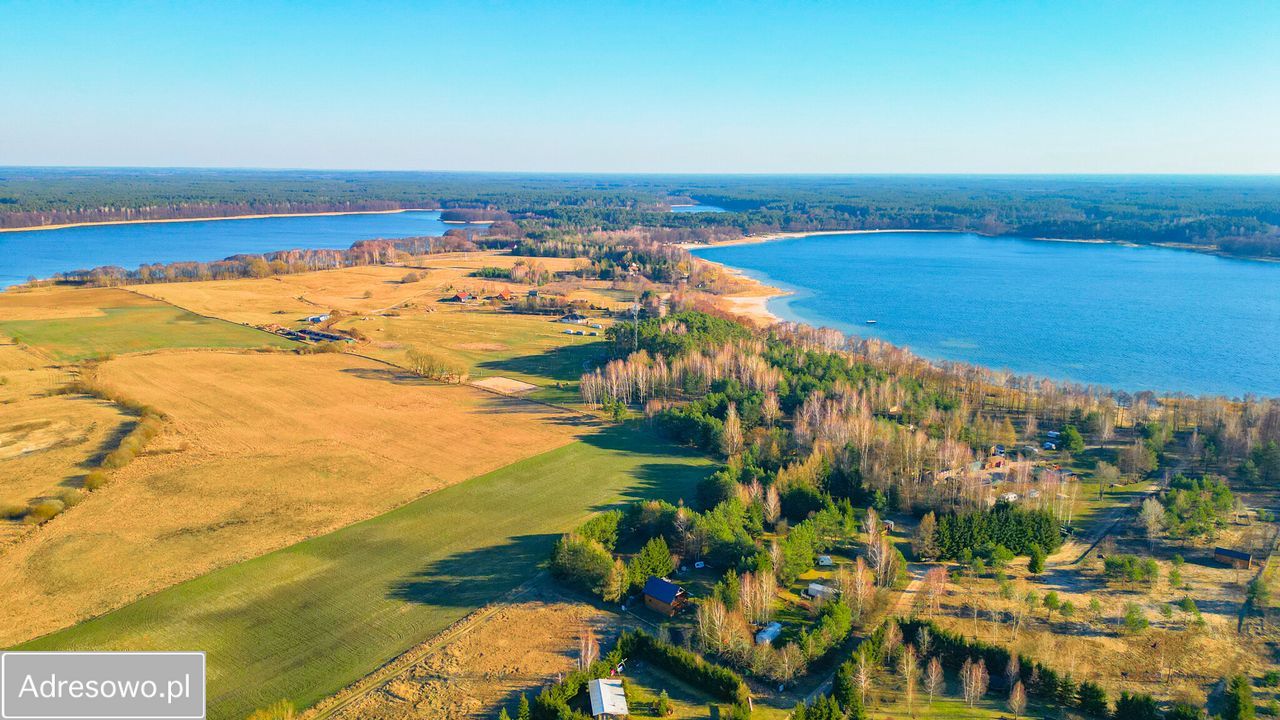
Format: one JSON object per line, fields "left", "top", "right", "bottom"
{"left": 0, "top": 287, "right": 294, "bottom": 360}
{"left": 17, "top": 425, "right": 713, "bottom": 720}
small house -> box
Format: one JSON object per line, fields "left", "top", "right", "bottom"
{"left": 559, "top": 312, "right": 588, "bottom": 324}
{"left": 806, "top": 582, "right": 839, "bottom": 601}
{"left": 817, "top": 555, "right": 834, "bottom": 567}
{"left": 587, "top": 678, "right": 629, "bottom": 718}
{"left": 450, "top": 291, "right": 474, "bottom": 303}
{"left": 755, "top": 621, "right": 783, "bottom": 645}
{"left": 642, "top": 576, "right": 688, "bottom": 616}
{"left": 494, "top": 289, "right": 514, "bottom": 301}
{"left": 1214, "top": 547, "right": 1255, "bottom": 569}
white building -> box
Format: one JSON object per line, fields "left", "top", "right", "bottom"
{"left": 588, "top": 678, "right": 628, "bottom": 718}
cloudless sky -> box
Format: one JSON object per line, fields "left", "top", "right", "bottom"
{"left": 2, "top": 1, "right": 1278, "bottom": 173}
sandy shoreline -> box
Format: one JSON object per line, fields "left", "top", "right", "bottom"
{"left": 0, "top": 208, "right": 442, "bottom": 234}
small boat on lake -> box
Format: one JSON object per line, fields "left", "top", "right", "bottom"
{"left": 865, "top": 319, "right": 878, "bottom": 325}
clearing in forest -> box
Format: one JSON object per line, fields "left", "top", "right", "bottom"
{"left": 0, "top": 350, "right": 584, "bottom": 646}
{"left": 19, "top": 425, "right": 713, "bottom": 720}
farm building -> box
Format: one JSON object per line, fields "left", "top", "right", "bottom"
{"left": 493, "top": 289, "right": 514, "bottom": 301}
{"left": 755, "top": 621, "right": 783, "bottom": 645}
{"left": 587, "top": 678, "right": 629, "bottom": 718}
{"left": 641, "top": 576, "right": 688, "bottom": 616}
{"left": 1214, "top": 547, "right": 1256, "bottom": 569}
{"left": 304, "top": 314, "right": 330, "bottom": 324}
{"left": 450, "top": 291, "right": 474, "bottom": 303}
{"left": 558, "top": 311, "right": 589, "bottom": 324}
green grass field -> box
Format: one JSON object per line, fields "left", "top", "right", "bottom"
{"left": 0, "top": 304, "right": 295, "bottom": 360}
{"left": 17, "top": 425, "right": 712, "bottom": 720}
{"left": 341, "top": 309, "right": 607, "bottom": 403}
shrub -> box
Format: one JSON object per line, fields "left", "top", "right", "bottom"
{"left": 83, "top": 470, "right": 109, "bottom": 491}
{"left": 24, "top": 499, "right": 65, "bottom": 525}
{"left": 56, "top": 488, "right": 84, "bottom": 508}
{"left": 1, "top": 502, "right": 28, "bottom": 520}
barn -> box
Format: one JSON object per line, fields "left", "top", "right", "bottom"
{"left": 1214, "top": 547, "right": 1255, "bottom": 569}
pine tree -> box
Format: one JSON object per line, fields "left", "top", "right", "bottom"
{"left": 516, "top": 694, "right": 530, "bottom": 720}
{"left": 1225, "top": 675, "right": 1256, "bottom": 720}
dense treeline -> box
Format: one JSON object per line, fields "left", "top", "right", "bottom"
{"left": 932, "top": 504, "right": 1062, "bottom": 559}
{"left": 5, "top": 169, "right": 1280, "bottom": 258}
{"left": 53, "top": 234, "right": 508, "bottom": 287}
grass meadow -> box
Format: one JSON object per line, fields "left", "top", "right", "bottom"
{"left": 18, "top": 425, "right": 713, "bottom": 720}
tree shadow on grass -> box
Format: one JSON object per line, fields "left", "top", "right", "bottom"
{"left": 476, "top": 342, "right": 609, "bottom": 383}
{"left": 339, "top": 366, "right": 434, "bottom": 386}
{"left": 388, "top": 533, "right": 558, "bottom": 608}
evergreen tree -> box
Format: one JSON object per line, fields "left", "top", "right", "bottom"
{"left": 517, "top": 694, "right": 531, "bottom": 720}
{"left": 1224, "top": 675, "right": 1256, "bottom": 720}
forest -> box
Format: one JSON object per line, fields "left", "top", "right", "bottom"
{"left": 3, "top": 168, "right": 1279, "bottom": 257}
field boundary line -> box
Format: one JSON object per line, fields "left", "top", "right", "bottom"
{"left": 303, "top": 572, "right": 549, "bottom": 720}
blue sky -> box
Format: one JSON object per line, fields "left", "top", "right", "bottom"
{"left": 2, "top": 1, "right": 1277, "bottom": 172}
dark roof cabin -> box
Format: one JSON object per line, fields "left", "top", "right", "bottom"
{"left": 1214, "top": 547, "right": 1255, "bottom": 569}
{"left": 641, "top": 576, "right": 687, "bottom": 616}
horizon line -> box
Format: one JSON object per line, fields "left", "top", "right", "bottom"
{"left": 3, "top": 164, "right": 1280, "bottom": 178}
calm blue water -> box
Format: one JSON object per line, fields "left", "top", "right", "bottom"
{"left": 693, "top": 232, "right": 1280, "bottom": 397}
{"left": 671, "top": 204, "right": 727, "bottom": 213}
{"left": 0, "top": 210, "right": 450, "bottom": 287}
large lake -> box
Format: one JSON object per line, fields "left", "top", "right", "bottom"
{"left": 692, "top": 232, "right": 1280, "bottom": 397}
{"left": 0, "top": 210, "right": 451, "bottom": 287}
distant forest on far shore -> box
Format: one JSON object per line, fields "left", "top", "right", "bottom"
{"left": 1, "top": 168, "right": 1278, "bottom": 258}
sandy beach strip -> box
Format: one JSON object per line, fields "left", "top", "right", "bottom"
{"left": 0, "top": 207, "right": 441, "bottom": 233}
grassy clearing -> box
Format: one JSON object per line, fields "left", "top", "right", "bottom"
{"left": 0, "top": 350, "right": 583, "bottom": 646}
{"left": 347, "top": 308, "right": 608, "bottom": 404}
{"left": 18, "top": 425, "right": 713, "bottom": 720}
{"left": 0, "top": 287, "right": 293, "bottom": 360}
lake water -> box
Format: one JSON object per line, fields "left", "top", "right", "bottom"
{"left": 692, "top": 232, "right": 1280, "bottom": 397}
{"left": 0, "top": 210, "right": 451, "bottom": 287}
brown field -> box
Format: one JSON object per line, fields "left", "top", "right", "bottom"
{"left": 0, "top": 342, "right": 68, "bottom": 403}
{"left": 0, "top": 286, "right": 157, "bottom": 321}
{"left": 0, "top": 350, "right": 587, "bottom": 646}
{"left": 130, "top": 253, "right": 589, "bottom": 327}
{"left": 322, "top": 577, "right": 618, "bottom": 720}
{"left": 0, "top": 341, "right": 131, "bottom": 545}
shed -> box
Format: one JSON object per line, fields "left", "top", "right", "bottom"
{"left": 806, "top": 582, "right": 839, "bottom": 600}
{"left": 1214, "top": 547, "right": 1255, "bottom": 569}
{"left": 587, "top": 678, "right": 629, "bottom": 718}
{"left": 642, "top": 576, "right": 688, "bottom": 616}
{"left": 755, "top": 621, "right": 783, "bottom": 645}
